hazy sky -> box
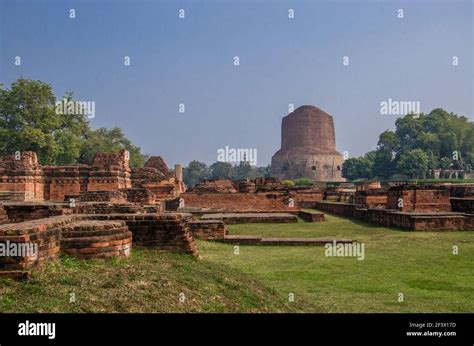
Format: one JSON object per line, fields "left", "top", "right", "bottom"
{"left": 1, "top": 0, "right": 472, "bottom": 166}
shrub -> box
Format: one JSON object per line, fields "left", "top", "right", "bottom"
{"left": 294, "top": 178, "right": 313, "bottom": 186}
{"left": 281, "top": 180, "right": 295, "bottom": 187}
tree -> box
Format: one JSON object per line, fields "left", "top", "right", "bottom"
{"left": 439, "top": 157, "right": 452, "bottom": 170}
{"left": 377, "top": 130, "right": 399, "bottom": 154}
{"left": 0, "top": 78, "right": 89, "bottom": 164}
{"left": 396, "top": 149, "right": 429, "bottom": 179}
{"left": 253, "top": 165, "right": 272, "bottom": 178}
{"left": 233, "top": 161, "right": 253, "bottom": 180}
{"left": 209, "top": 161, "right": 234, "bottom": 179}
{"left": 372, "top": 149, "right": 395, "bottom": 179}
{"left": 79, "top": 127, "right": 144, "bottom": 167}
{"left": 342, "top": 157, "right": 373, "bottom": 180}
{"left": 0, "top": 78, "right": 145, "bottom": 166}
{"left": 183, "top": 161, "right": 209, "bottom": 187}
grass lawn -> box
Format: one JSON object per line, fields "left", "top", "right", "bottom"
{"left": 1, "top": 213, "right": 472, "bottom": 313}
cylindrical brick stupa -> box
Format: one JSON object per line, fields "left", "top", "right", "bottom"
{"left": 271, "top": 105, "right": 345, "bottom": 181}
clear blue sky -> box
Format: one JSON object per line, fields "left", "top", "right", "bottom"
{"left": 1, "top": 0, "right": 472, "bottom": 166}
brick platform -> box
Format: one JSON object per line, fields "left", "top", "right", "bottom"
{"left": 0, "top": 211, "right": 199, "bottom": 279}
{"left": 298, "top": 209, "right": 325, "bottom": 222}
{"left": 387, "top": 185, "right": 451, "bottom": 212}
{"left": 60, "top": 220, "right": 132, "bottom": 259}
{"left": 355, "top": 189, "right": 388, "bottom": 209}
{"left": 80, "top": 213, "right": 198, "bottom": 256}
{"left": 200, "top": 213, "right": 298, "bottom": 224}
{"left": 314, "top": 201, "right": 474, "bottom": 231}
{"left": 188, "top": 220, "right": 227, "bottom": 240}
{"left": 2, "top": 203, "right": 70, "bottom": 223}
{"left": 180, "top": 191, "right": 322, "bottom": 213}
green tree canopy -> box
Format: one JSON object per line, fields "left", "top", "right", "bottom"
{"left": 79, "top": 127, "right": 144, "bottom": 167}
{"left": 342, "top": 157, "right": 373, "bottom": 180}
{"left": 0, "top": 78, "right": 145, "bottom": 166}
{"left": 396, "top": 149, "right": 430, "bottom": 178}
{"left": 209, "top": 161, "right": 234, "bottom": 179}
{"left": 183, "top": 161, "right": 209, "bottom": 187}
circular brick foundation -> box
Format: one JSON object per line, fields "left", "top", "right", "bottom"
{"left": 60, "top": 220, "right": 132, "bottom": 259}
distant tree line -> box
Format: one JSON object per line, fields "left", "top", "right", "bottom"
{"left": 183, "top": 161, "right": 271, "bottom": 187}
{"left": 342, "top": 109, "right": 474, "bottom": 180}
{"left": 0, "top": 78, "right": 145, "bottom": 167}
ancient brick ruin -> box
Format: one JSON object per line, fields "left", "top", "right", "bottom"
{"left": 0, "top": 150, "right": 184, "bottom": 202}
{"left": 181, "top": 178, "right": 323, "bottom": 212}
{"left": 314, "top": 183, "right": 474, "bottom": 231}
{"left": 0, "top": 150, "right": 194, "bottom": 279}
{"left": 0, "top": 149, "right": 472, "bottom": 280}
{"left": 271, "top": 105, "right": 345, "bottom": 181}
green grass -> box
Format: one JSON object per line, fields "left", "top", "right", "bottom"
{"left": 0, "top": 251, "right": 291, "bottom": 313}
{"left": 1, "top": 213, "right": 473, "bottom": 313}
{"left": 200, "top": 214, "right": 474, "bottom": 312}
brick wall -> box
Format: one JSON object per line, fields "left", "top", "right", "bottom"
{"left": 355, "top": 189, "right": 387, "bottom": 209}
{"left": 3, "top": 204, "right": 70, "bottom": 223}
{"left": 314, "top": 201, "right": 473, "bottom": 231}
{"left": 188, "top": 220, "right": 227, "bottom": 240}
{"left": 0, "top": 216, "right": 67, "bottom": 279}
{"left": 386, "top": 185, "right": 451, "bottom": 212}
{"left": 181, "top": 191, "right": 322, "bottom": 212}
{"left": 0, "top": 204, "right": 8, "bottom": 224}
{"left": 0, "top": 212, "right": 199, "bottom": 279}
{"left": 80, "top": 213, "right": 198, "bottom": 256}
{"left": 60, "top": 220, "right": 132, "bottom": 259}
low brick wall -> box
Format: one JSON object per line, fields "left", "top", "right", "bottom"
{"left": 314, "top": 201, "right": 474, "bottom": 231}
{"left": 0, "top": 216, "right": 67, "bottom": 279}
{"left": 221, "top": 235, "right": 353, "bottom": 245}
{"left": 3, "top": 203, "right": 70, "bottom": 223}
{"left": 298, "top": 210, "right": 325, "bottom": 222}
{"left": 0, "top": 204, "right": 8, "bottom": 224}
{"left": 0, "top": 212, "right": 199, "bottom": 279}
{"left": 180, "top": 191, "right": 322, "bottom": 212}
{"left": 81, "top": 213, "right": 198, "bottom": 256}
{"left": 451, "top": 198, "right": 474, "bottom": 214}
{"left": 61, "top": 220, "right": 132, "bottom": 259}
{"left": 200, "top": 213, "right": 298, "bottom": 224}
{"left": 386, "top": 185, "right": 451, "bottom": 212}
{"left": 355, "top": 189, "right": 387, "bottom": 209}
{"left": 188, "top": 220, "right": 227, "bottom": 240}
{"left": 80, "top": 190, "right": 128, "bottom": 203}
{"left": 73, "top": 203, "right": 146, "bottom": 215}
